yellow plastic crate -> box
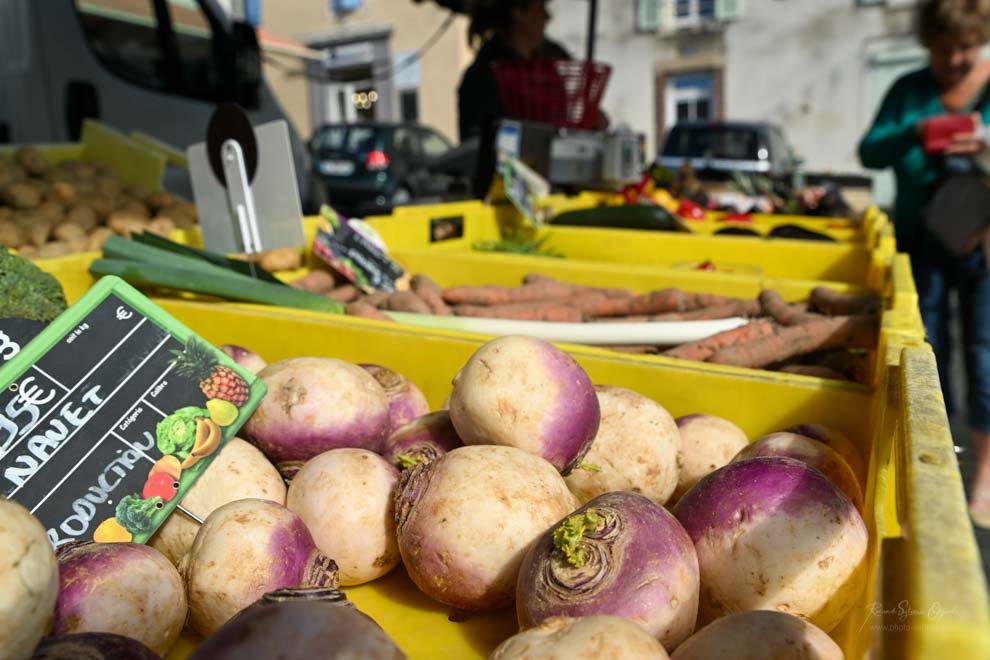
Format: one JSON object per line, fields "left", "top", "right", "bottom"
{"left": 96, "top": 299, "right": 982, "bottom": 660}
{"left": 0, "top": 120, "right": 166, "bottom": 192}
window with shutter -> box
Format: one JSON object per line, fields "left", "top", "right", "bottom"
{"left": 636, "top": 0, "right": 662, "bottom": 32}
{"left": 714, "top": 0, "right": 745, "bottom": 22}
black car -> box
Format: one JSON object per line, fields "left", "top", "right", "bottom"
{"left": 657, "top": 121, "right": 803, "bottom": 181}
{"left": 308, "top": 122, "right": 468, "bottom": 216}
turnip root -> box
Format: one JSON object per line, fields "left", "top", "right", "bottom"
{"left": 672, "top": 457, "right": 868, "bottom": 631}
{"left": 181, "top": 499, "right": 339, "bottom": 637}
{"left": 149, "top": 438, "right": 287, "bottom": 565}
{"left": 733, "top": 432, "right": 863, "bottom": 511}
{"left": 449, "top": 336, "right": 600, "bottom": 473}
{"left": 395, "top": 445, "right": 580, "bottom": 610}
{"left": 490, "top": 615, "right": 670, "bottom": 660}
{"left": 53, "top": 542, "right": 186, "bottom": 655}
{"left": 218, "top": 344, "right": 268, "bottom": 375}
{"left": 382, "top": 411, "right": 463, "bottom": 470}
{"left": 0, "top": 499, "right": 59, "bottom": 660}
{"left": 287, "top": 449, "right": 400, "bottom": 586}
{"left": 671, "top": 610, "right": 843, "bottom": 660}
{"left": 564, "top": 386, "right": 680, "bottom": 505}
{"left": 243, "top": 357, "right": 390, "bottom": 477}
{"left": 360, "top": 364, "right": 430, "bottom": 433}
{"left": 786, "top": 423, "right": 867, "bottom": 489}
{"left": 517, "top": 491, "right": 699, "bottom": 651}
{"left": 672, "top": 414, "right": 749, "bottom": 501}
{"left": 189, "top": 587, "right": 406, "bottom": 660}
{"left": 32, "top": 633, "right": 161, "bottom": 659}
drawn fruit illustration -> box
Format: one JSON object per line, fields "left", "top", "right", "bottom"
{"left": 149, "top": 455, "right": 182, "bottom": 481}
{"left": 206, "top": 398, "right": 238, "bottom": 427}
{"left": 143, "top": 472, "right": 179, "bottom": 502}
{"left": 171, "top": 337, "right": 250, "bottom": 406}
{"left": 93, "top": 517, "right": 132, "bottom": 543}
{"left": 180, "top": 417, "right": 221, "bottom": 469}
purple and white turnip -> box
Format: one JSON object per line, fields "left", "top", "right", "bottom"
{"left": 381, "top": 411, "right": 463, "bottom": 470}
{"left": 516, "top": 491, "right": 699, "bottom": 651}
{"left": 673, "top": 457, "right": 869, "bottom": 632}
{"left": 31, "top": 633, "right": 162, "bottom": 660}
{"left": 564, "top": 386, "right": 681, "bottom": 505}
{"left": 218, "top": 344, "right": 268, "bottom": 375}
{"left": 53, "top": 541, "right": 186, "bottom": 655}
{"left": 180, "top": 498, "right": 338, "bottom": 637}
{"left": 490, "top": 615, "right": 671, "bottom": 660}
{"left": 188, "top": 587, "right": 406, "bottom": 660}
{"left": 360, "top": 364, "right": 430, "bottom": 433}
{"left": 786, "top": 423, "right": 867, "bottom": 488}
{"left": 671, "top": 610, "right": 843, "bottom": 660}
{"left": 287, "top": 448, "right": 400, "bottom": 586}
{"left": 395, "top": 445, "right": 580, "bottom": 611}
{"left": 672, "top": 414, "right": 749, "bottom": 501}
{"left": 243, "top": 357, "right": 391, "bottom": 476}
{"left": 448, "top": 336, "right": 600, "bottom": 474}
{"left": 0, "top": 499, "right": 59, "bottom": 660}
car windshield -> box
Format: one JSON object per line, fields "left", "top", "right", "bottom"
{"left": 314, "top": 126, "right": 385, "bottom": 155}
{"left": 663, "top": 126, "right": 761, "bottom": 161}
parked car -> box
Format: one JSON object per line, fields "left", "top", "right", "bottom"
{"left": 309, "top": 122, "right": 469, "bottom": 216}
{"left": 656, "top": 121, "right": 803, "bottom": 181}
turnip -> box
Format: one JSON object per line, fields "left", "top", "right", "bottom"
{"left": 149, "top": 438, "right": 287, "bottom": 565}
{"left": 490, "top": 615, "right": 671, "bottom": 660}
{"left": 218, "top": 344, "right": 267, "bottom": 375}
{"left": 671, "top": 610, "right": 843, "bottom": 660}
{"left": 672, "top": 457, "right": 868, "bottom": 632}
{"left": 733, "top": 432, "right": 863, "bottom": 510}
{"left": 188, "top": 587, "right": 406, "bottom": 660}
{"left": 517, "top": 491, "right": 699, "bottom": 651}
{"left": 564, "top": 386, "right": 680, "bottom": 505}
{"left": 381, "top": 411, "right": 463, "bottom": 470}
{"left": 360, "top": 364, "right": 430, "bottom": 433}
{"left": 395, "top": 445, "right": 580, "bottom": 610}
{"left": 787, "top": 423, "right": 867, "bottom": 488}
{"left": 181, "top": 498, "right": 338, "bottom": 637}
{"left": 672, "top": 414, "right": 749, "bottom": 501}
{"left": 53, "top": 541, "right": 186, "bottom": 655}
{"left": 243, "top": 357, "right": 391, "bottom": 477}
{"left": 0, "top": 499, "right": 58, "bottom": 660}
{"left": 287, "top": 449, "right": 400, "bottom": 586}
{"left": 32, "top": 633, "right": 161, "bottom": 660}
{"left": 449, "top": 336, "right": 600, "bottom": 473}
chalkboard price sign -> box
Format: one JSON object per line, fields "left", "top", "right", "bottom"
{"left": 0, "top": 276, "right": 267, "bottom": 548}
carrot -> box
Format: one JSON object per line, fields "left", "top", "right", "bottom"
{"left": 758, "top": 290, "right": 819, "bottom": 326}
{"left": 650, "top": 299, "right": 761, "bottom": 321}
{"left": 809, "top": 287, "right": 881, "bottom": 316}
{"left": 411, "top": 275, "right": 452, "bottom": 315}
{"left": 803, "top": 349, "right": 871, "bottom": 384}
{"left": 779, "top": 365, "right": 848, "bottom": 380}
{"left": 662, "top": 319, "right": 777, "bottom": 362}
{"left": 386, "top": 291, "right": 432, "bottom": 314}
{"left": 443, "top": 281, "right": 577, "bottom": 306}
{"left": 588, "top": 344, "right": 660, "bottom": 354}
{"left": 522, "top": 273, "right": 634, "bottom": 299}
{"left": 453, "top": 302, "right": 583, "bottom": 322}
{"left": 708, "top": 315, "right": 878, "bottom": 369}
{"left": 584, "top": 288, "right": 741, "bottom": 318}
{"left": 364, "top": 291, "right": 390, "bottom": 308}
{"left": 326, "top": 284, "right": 360, "bottom": 302}
{"left": 345, "top": 301, "right": 395, "bottom": 322}
{"left": 289, "top": 270, "right": 335, "bottom": 293}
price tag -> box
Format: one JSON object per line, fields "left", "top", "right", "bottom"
{"left": 497, "top": 152, "right": 551, "bottom": 229}
{"left": 0, "top": 319, "right": 47, "bottom": 366}
{"left": 0, "top": 276, "right": 267, "bottom": 548}
{"left": 312, "top": 205, "right": 405, "bottom": 293}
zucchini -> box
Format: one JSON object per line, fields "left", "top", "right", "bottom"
{"left": 548, "top": 205, "right": 689, "bottom": 232}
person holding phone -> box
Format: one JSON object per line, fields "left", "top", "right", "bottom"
{"left": 859, "top": 0, "right": 990, "bottom": 526}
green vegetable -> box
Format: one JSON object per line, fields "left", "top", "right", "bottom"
{"left": 548, "top": 205, "right": 689, "bottom": 232}
{"left": 156, "top": 406, "right": 208, "bottom": 459}
{"left": 115, "top": 494, "right": 163, "bottom": 536}
{"left": 552, "top": 509, "right": 602, "bottom": 568}
{"left": 0, "top": 247, "right": 68, "bottom": 321}
{"left": 472, "top": 235, "right": 563, "bottom": 258}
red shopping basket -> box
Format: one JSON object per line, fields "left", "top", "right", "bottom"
{"left": 493, "top": 60, "right": 611, "bottom": 130}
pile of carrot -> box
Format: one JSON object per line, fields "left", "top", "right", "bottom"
{"left": 290, "top": 269, "right": 880, "bottom": 383}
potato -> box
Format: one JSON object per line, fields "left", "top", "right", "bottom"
{"left": 146, "top": 190, "right": 177, "bottom": 211}
{"left": 289, "top": 270, "right": 335, "bottom": 293}
{"left": 147, "top": 217, "right": 176, "bottom": 237}
{"left": 96, "top": 174, "right": 121, "bottom": 197}
{"left": 37, "top": 200, "right": 64, "bottom": 224}
{"left": 88, "top": 227, "right": 114, "bottom": 251}
{"left": 77, "top": 191, "right": 114, "bottom": 218}
{"left": 0, "top": 207, "right": 12, "bottom": 223}
{"left": 37, "top": 241, "right": 73, "bottom": 259}
{"left": 64, "top": 205, "right": 98, "bottom": 232}
{"left": 49, "top": 180, "right": 76, "bottom": 206}
{"left": 258, "top": 247, "right": 303, "bottom": 272}
{"left": 75, "top": 163, "right": 97, "bottom": 180}
{"left": 0, "top": 219, "right": 27, "bottom": 249}
{"left": 15, "top": 245, "right": 38, "bottom": 258}
{"left": 53, "top": 223, "right": 87, "bottom": 244}
{"left": 108, "top": 214, "right": 148, "bottom": 238}
{"left": 66, "top": 236, "right": 90, "bottom": 254}
{"left": 116, "top": 198, "right": 150, "bottom": 219}
{"left": 157, "top": 208, "right": 196, "bottom": 228}
{"left": 13, "top": 147, "right": 48, "bottom": 176}
{"left": 26, "top": 217, "right": 54, "bottom": 248}
{"left": 2, "top": 181, "right": 41, "bottom": 208}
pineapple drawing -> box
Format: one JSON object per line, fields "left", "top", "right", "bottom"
{"left": 171, "top": 338, "right": 250, "bottom": 407}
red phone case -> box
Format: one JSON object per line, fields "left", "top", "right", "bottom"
{"left": 923, "top": 114, "right": 978, "bottom": 154}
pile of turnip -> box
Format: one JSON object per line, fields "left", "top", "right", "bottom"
{"left": 3, "top": 332, "right": 878, "bottom": 660}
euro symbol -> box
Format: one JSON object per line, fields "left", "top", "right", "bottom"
{"left": 115, "top": 307, "right": 133, "bottom": 321}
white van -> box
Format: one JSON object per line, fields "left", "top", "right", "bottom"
{"left": 0, "top": 0, "right": 320, "bottom": 208}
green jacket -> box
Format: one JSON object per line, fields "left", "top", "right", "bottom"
{"left": 858, "top": 66, "right": 990, "bottom": 247}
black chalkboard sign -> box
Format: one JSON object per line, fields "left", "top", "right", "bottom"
{"left": 313, "top": 206, "right": 405, "bottom": 292}
{"left": 0, "top": 319, "right": 47, "bottom": 367}
{"left": 0, "top": 276, "right": 266, "bottom": 548}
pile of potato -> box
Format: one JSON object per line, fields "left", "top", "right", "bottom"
{"left": 0, "top": 146, "right": 197, "bottom": 259}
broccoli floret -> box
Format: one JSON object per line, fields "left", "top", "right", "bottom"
{"left": 115, "top": 494, "right": 163, "bottom": 536}
{"left": 0, "top": 247, "right": 68, "bottom": 322}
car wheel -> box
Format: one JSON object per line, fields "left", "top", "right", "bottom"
{"left": 392, "top": 185, "right": 412, "bottom": 207}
